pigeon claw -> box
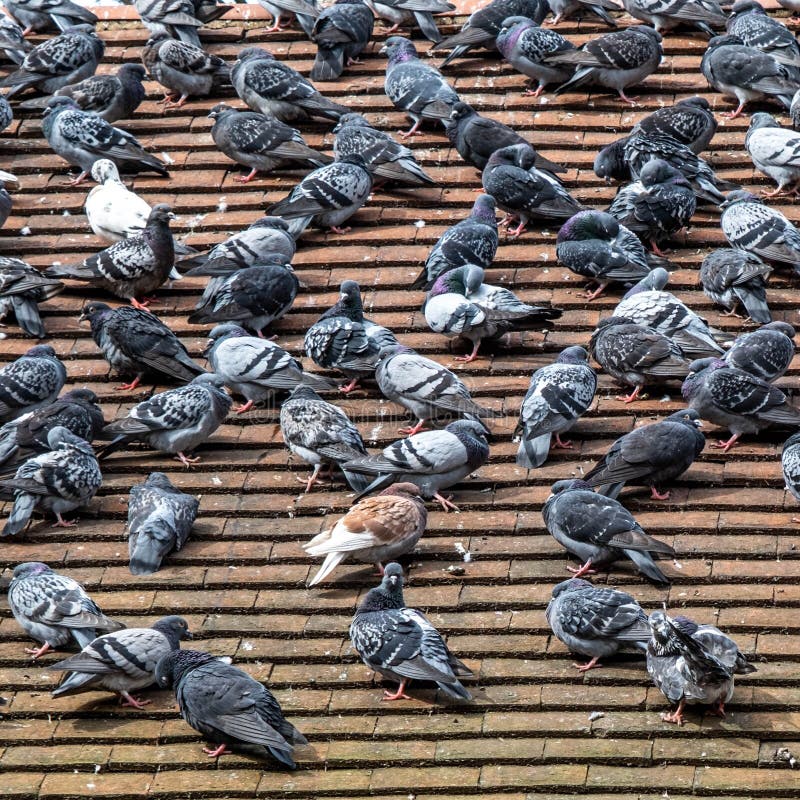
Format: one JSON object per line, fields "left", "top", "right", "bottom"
{"left": 203, "top": 743, "right": 233, "bottom": 757}
{"left": 573, "top": 657, "right": 601, "bottom": 672}
{"left": 52, "top": 514, "right": 77, "bottom": 528}
{"left": 567, "top": 559, "right": 595, "bottom": 578}
{"left": 553, "top": 434, "right": 573, "bottom": 449}
{"left": 235, "top": 169, "right": 259, "bottom": 183}
{"left": 616, "top": 386, "right": 643, "bottom": 404}
{"left": 708, "top": 701, "right": 726, "bottom": 718}
{"left": 119, "top": 692, "right": 151, "bottom": 709}
{"left": 398, "top": 419, "right": 427, "bottom": 436}
{"left": 234, "top": 400, "right": 254, "bottom": 414}
{"left": 454, "top": 342, "right": 481, "bottom": 363}
{"left": 661, "top": 700, "right": 686, "bottom": 725}
{"left": 382, "top": 680, "right": 412, "bottom": 701}
{"left": 712, "top": 434, "right": 740, "bottom": 453}
{"left": 328, "top": 225, "right": 352, "bottom": 235}
{"left": 585, "top": 281, "right": 609, "bottom": 301}
{"left": 175, "top": 452, "right": 201, "bottom": 467}
{"left": 617, "top": 90, "right": 639, "bottom": 106}
{"left": 24, "top": 642, "right": 52, "bottom": 659}
{"left": 116, "top": 376, "right": 141, "bottom": 392}
{"left": 339, "top": 378, "right": 359, "bottom": 393}
{"left": 649, "top": 486, "right": 670, "bottom": 501}
{"left": 433, "top": 492, "right": 459, "bottom": 513}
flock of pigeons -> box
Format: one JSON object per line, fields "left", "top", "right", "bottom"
{"left": 0, "top": 0, "right": 798, "bottom": 768}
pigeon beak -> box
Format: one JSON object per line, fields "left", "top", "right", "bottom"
{"left": 167, "top": 212, "right": 177, "bottom": 220}
{"left": 202, "top": 340, "right": 213, "bottom": 356}
{"left": 378, "top": 44, "right": 388, "bottom": 55}
{"left": 182, "top": 630, "right": 194, "bottom": 640}
{"left": 77, "top": 311, "right": 88, "bottom": 323}
{"left": 695, "top": 420, "right": 704, "bottom": 428}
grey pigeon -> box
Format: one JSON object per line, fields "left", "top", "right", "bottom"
{"left": 9, "top": 562, "right": 122, "bottom": 658}
{"left": 127, "top": 472, "right": 199, "bottom": 575}
{"left": 548, "top": 0, "right": 620, "bottom": 26}
{"left": 365, "top": 0, "right": 453, "bottom": 42}
{"left": 255, "top": 0, "right": 320, "bottom": 34}
{"left": 374, "top": 344, "right": 500, "bottom": 434}
{"left": 745, "top": 112, "right": 800, "bottom": 197}
{"left": 482, "top": 143, "right": 583, "bottom": 237}
{"left": 143, "top": 32, "right": 229, "bottom": 109}
{"left": 206, "top": 324, "right": 333, "bottom": 414}
{"left": 682, "top": 356, "right": 800, "bottom": 450}
{"left": 191, "top": 0, "right": 232, "bottom": 24}
{"left": 99, "top": 374, "right": 232, "bottom": 466}
{"left": 0, "top": 96, "right": 12, "bottom": 134}
{"left": 280, "top": 383, "right": 369, "bottom": 493}
{"left": 413, "top": 193, "right": 498, "bottom": 291}
{"left": 782, "top": 431, "right": 800, "bottom": 519}
{"left": 727, "top": 0, "right": 800, "bottom": 67}
{"left": 381, "top": 36, "right": 460, "bottom": 138}
{"left": 672, "top": 615, "right": 756, "bottom": 676}
{"left": 514, "top": 346, "right": 596, "bottom": 468}
{"left": 155, "top": 649, "right": 307, "bottom": 763}
{"left": 310, "top": 0, "right": 373, "bottom": 82}
{"left": 0, "top": 256, "right": 63, "bottom": 339}
{"left": 79, "top": 301, "right": 205, "bottom": 391}
{"left": 547, "top": 25, "right": 662, "bottom": 105}
{"left": 343, "top": 419, "right": 490, "bottom": 511}
{"left": 556, "top": 210, "right": 662, "bottom": 300}
{"left": 631, "top": 96, "right": 717, "bottom": 154}
{"left": 134, "top": 0, "right": 206, "bottom": 47}
{"left": 622, "top": 0, "right": 725, "bottom": 36}
{"left": 0, "top": 172, "right": 14, "bottom": 231}
{"left": 0, "top": 344, "right": 66, "bottom": 422}
{"left": 208, "top": 103, "right": 332, "bottom": 184}
{"left": 4, "top": 0, "right": 96, "bottom": 33}
{"left": 723, "top": 322, "right": 795, "bottom": 382}
{"left": 546, "top": 578, "right": 650, "bottom": 672}
{"left": 41, "top": 96, "right": 169, "bottom": 185}
{"left": 333, "top": 112, "right": 434, "bottom": 187}
{"left": 349, "top": 563, "right": 473, "bottom": 700}
{"left": 50, "top": 615, "right": 191, "bottom": 708}
{"left": 232, "top": 47, "right": 349, "bottom": 123}
{"left": 699, "top": 249, "right": 771, "bottom": 323}
{"left": 0, "top": 24, "right": 103, "bottom": 99}
{"left": 0, "top": 16, "right": 31, "bottom": 63}
{"left": 583, "top": 408, "right": 705, "bottom": 500}
{"left": 424, "top": 264, "right": 562, "bottom": 362}
{"left": 544, "top": 480, "right": 675, "bottom": 584}
{"left": 0, "top": 427, "right": 101, "bottom": 535}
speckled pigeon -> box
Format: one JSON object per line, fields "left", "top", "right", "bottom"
{"left": 622, "top": 0, "right": 725, "bottom": 36}
{"left": 699, "top": 248, "right": 772, "bottom": 324}
{"left": 727, "top": 0, "right": 800, "bottom": 67}
{"left": 310, "top": 0, "right": 373, "bottom": 81}
{"left": 672, "top": 615, "right": 756, "bottom": 677}
{"left": 548, "top": 0, "right": 620, "bottom": 25}
{"left": 350, "top": 563, "right": 473, "bottom": 700}
{"left": 4, "top": 0, "right": 96, "bottom": 33}
{"left": 0, "top": 257, "right": 63, "bottom": 339}
{"left": 255, "top": 0, "right": 320, "bottom": 34}
{"left": 51, "top": 615, "right": 191, "bottom": 708}
{"left": 594, "top": 136, "right": 631, "bottom": 182}
{"left": 782, "top": 431, "right": 800, "bottom": 518}
{"left": 745, "top": 113, "right": 800, "bottom": 197}
{"left": 0, "top": 15, "right": 31, "bottom": 62}
{"left": 514, "top": 346, "right": 596, "bottom": 468}
{"left": 0, "top": 96, "right": 12, "bottom": 135}
{"left": 134, "top": 0, "right": 205, "bottom": 47}
{"left": 723, "top": 322, "right": 795, "bottom": 382}
{"left": 0, "top": 345, "right": 66, "bottom": 422}
{"left": 631, "top": 97, "right": 717, "bottom": 155}
{"left": 365, "top": 0, "right": 453, "bottom": 42}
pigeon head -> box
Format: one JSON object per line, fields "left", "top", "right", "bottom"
{"left": 336, "top": 280, "right": 365, "bottom": 319}
{"left": 593, "top": 138, "right": 629, "bottom": 183}
{"left": 207, "top": 323, "right": 249, "bottom": 343}
{"left": 63, "top": 23, "right": 97, "bottom": 35}
{"left": 147, "top": 204, "right": 176, "bottom": 227}
{"left": 446, "top": 419, "right": 491, "bottom": 458}
{"left": 671, "top": 615, "right": 700, "bottom": 636}
{"left": 356, "top": 562, "right": 406, "bottom": 612}
{"left": 677, "top": 96, "right": 711, "bottom": 111}
{"left": 119, "top": 63, "right": 147, "bottom": 81}
{"left": 592, "top": 315, "right": 636, "bottom": 336}
{"left": 191, "top": 373, "right": 229, "bottom": 391}
{"left": 24, "top": 344, "right": 57, "bottom": 359}
{"left": 646, "top": 610, "right": 690, "bottom": 657}
{"left": 485, "top": 144, "right": 523, "bottom": 169}
{"left": 207, "top": 103, "right": 236, "bottom": 121}
{"left": 550, "top": 478, "right": 591, "bottom": 496}
{"left": 556, "top": 345, "right": 590, "bottom": 365}
{"left": 747, "top": 112, "right": 780, "bottom": 134}
{"left": 155, "top": 648, "right": 216, "bottom": 689}
{"left": 145, "top": 471, "right": 175, "bottom": 490}
{"left": 377, "top": 343, "right": 414, "bottom": 362}
{"left": 496, "top": 16, "right": 533, "bottom": 54}
{"left": 429, "top": 265, "right": 472, "bottom": 298}
{"left": 11, "top": 561, "right": 52, "bottom": 580}
{"left": 287, "top": 383, "right": 322, "bottom": 403}
{"left": 333, "top": 112, "right": 370, "bottom": 133}
{"left": 681, "top": 358, "right": 724, "bottom": 400}
{"left": 621, "top": 267, "right": 669, "bottom": 299}
{"left": 252, "top": 216, "right": 291, "bottom": 232}
{"left": 146, "top": 30, "right": 172, "bottom": 46}
{"left": 557, "top": 210, "right": 618, "bottom": 243}
{"left": 43, "top": 96, "right": 79, "bottom": 117}
{"left": 762, "top": 321, "right": 796, "bottom": 339}
{"left": 470, "top": 193, "right": 497, "bottom": 223}
{"left": 550, "top": 577, "right": 592, "bottom": 598}
{"left": 237, "top": 47, "right": 274, "bottom": 63}
{"left": 639, "top": 158, "right": 687, "bottom": 188}
{"left": 449, "top": 101, "right": 476, "bottom": 123}
{"left": 720, "top": 189, "right": 761, "bottom": 208}
{"left": 707, "top": 34, "right": 744, "bottom": 51}
{"left": 729, "top": 0, "right": 764, "bottom": 16}
{"left": 379, "top": 36, "right": 418, "bottom": 63}
{"left": 78, "top": 301, "right": 112, "bottom": 324}
{"left": 61, "top": 388, "right": 100, "bottom": 405}
{"left": 152, "top": 615, "right": 192, "bottom": 646}
{"left": 90, "top": 159, "right": 121, "bottom": 185}
{"left": 381, "top": 482, "right": 422, "bottom": 498}
{"left": 664, "top": 408, "right": 704, "bottom": 429}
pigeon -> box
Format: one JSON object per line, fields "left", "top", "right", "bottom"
{"left": 41, "top": 96, "right": 169, "bottom": 185}
{"left": 206, "top": 324, "right": 333, "bottom": 414}
{"left": 482, "top": 143, "right": 584, "bottom": 237}
{"left": 413, "top": 193, "right": 498, "bottom": 291}
{"left": 745, "top": 112, "right": 800, "bottom": 197}
{"left": 782, "top": 431, "right": 800, "bottom": 518}
{"left": 0, "top": 24, "right": 103, "bottom": 100}
{"left": 0, "top": 345, "right": 66, "bottom": 423}
{"left": 365, "top": 0, "right": 454, "bottom": 42}
{"left": 3, "top": 0, "right": 96, "bottom": 35}
{"left": 134, "top": 0, "right": 207, "bottom": 47}
{"left": 583, "top": 408, "right": 705, "bottom": 500}
{"left": 99, "top": 374, "right": 232, "bottom": 466}
{"left": 0, "top": 256, "right": 63, "bottom": 339}
{"left": 208, "top": 103, "right": 332, "bottom": 184}
{"left": 0, "top": 427, "right": 101, "bottom": 535}
{"left": 191, "top": 0, "right": 231, "bottom": 25}
{"left": 154, "top": 649, "right": 307, "bottom": 763}
{"left": 0, "top": 95, "right": 12, "bottom": 134}
{"left": 424, "top": 264, "right": 562, "bottom": 362}
{"left": 343, "top": 419, "right": 490, "bottom": 511}
{"left": 349, "top": 563, "right": 473, "bottom": 700}
{"left": 79, "top": 302, "right": 205, "bottom": 391}
{"left": 682, "top": 356, "right": 800, "bottom": 451}
{"left": 381, "top": 36, "right": 460, "bottom": 138}
{"left": 127, "top": 472, "right": 199, "bottom": 575}
{"left": 232, "top": 46, "right": 349, "bottom": 123}
{"left": 727, "top": 0, "right": 800, "bottom": 68}
{"left": 0, "top": 172, "right": 15, "bottom": 231}
{"left": 594, "top": 136, "right": 631, "bottom": 182}
{"left": 607, "top": 159, "right": 696, "bottom": 255}
{"left": 672, "top": 615, "right": 757, "bottom": 677}
{"left": 699, "top": 249, "right": 772, "bottom": 324}
{"left": 556, "top": 210, "right": 661, "bottom": 300}
{"left": 255, "top": 0, "right": 320, "bottom": 34}
{"left": 631, "top": 96, "right": 717, "bottom": 155}
{"left": 495, "top": 16, "right": 575, "bottom": 97}
{"left": 701, "top": 34, "right": 798, "bottom": 119}
{"left": 50, "top": 615, "right": 192, "bottom": 708}
{"left": 547, "top": 25, "right": 663, "bottom": 106}
{"left": 269, "top": 154, "right": 373, "bottom": 238}
{"left": 589, "top": 315, "right": 691, "bottom": 403}
{"left": 614, "top": 268, "right": 730, "bottom": 357}
{"left": 333, "top": 112, "right": 435, "bottom": 187}
{"left": 304, "top": 484, "right": 427, "bottom": 585}
{"left": 723, "top": 322, "right": 795, "bottom": 382}
{"left": 545, "top": 578, "right": 651, "bottom": 672}
{"left": 544, "top": 480, "right": 675, "bottom": 584}
{"left": 0, "top": 15, "right": 31, "bottom": 63}
{"left": 721, "top": 190, "right": 800, "bottom": 271}
{"left": 374, "top": 344, "right": 500, "bottom": 434}
{"left": 514, "top": 346, "right": 597, "bottom": 468}
{"left": 777, "top": 0, "right": 800, "bottom": 18}
{"left": 310, "top": 0, "right": 373, "bottom": 82}
{"left": 548, "top": 0, "right": 620, "bottom": 26}
{"left": 83, "top": 160, "right": 153, "bottom": 243}
{"left": 621, "top": 0, "right": 725, "bottom": 36}
{"left": 280, "top": 384, "right": 369, "bottom": 492}
{"left": 143, "top": 32, "right": 230, "bottom": 109}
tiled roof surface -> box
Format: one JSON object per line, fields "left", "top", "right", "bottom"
{"left": 0, "top": 5, "right": 799, "bottom": 799}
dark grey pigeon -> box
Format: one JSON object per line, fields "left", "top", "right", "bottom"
{"left": 128, "top": 472, "right": 199, "bottom": 575}
{"left": 544, "top": 480, "right": 675, "bottom": 584}
{"left": 9, "top": 562, "right": 122, "bottom": 659}
{"left": 4, "top": 0, "right": 96, "bottom": 33}
{"left": 208, "top": 103, "right": 332, "bottom": 184}
{"left": 256, "top": 0, "right": 320, "bottom": 35}
{"left": 682, "top": 356, "right": 800, "bottom": 451}
{"left": 350, "top": 563, "right": 473, "bottom": 701}
{"left": 546, "top": 578, "right": 650, "bottom": 672}
{"left": 381, "top": 36, "right": 460, "bottom": 138}
{"left": 310, "top": 0, "right": 373, "bottom": 82}
{"left": 0, "top": 16, "right": 31, "bottom": 63}
{"left": 723, "top": 322, "right": 795, "bottom": 382}
{"left": 515, "top": 346, "right": 596, "bottom": 468}
{"left": 413, "top": 193, "right": 498, "bottom": 291}
{"left": 280, "top": 384, "right": 369, "bottom": 493}
{"left": 0, "top": 256, "right": 63, "bottom": 339}
{"left": 782, "top": 431, "right": 800, "bottom": 519}
{"left": 365, "top": 0, "right": 454, "bottom": 43}
{"left": 206, "top": 324, "right": 333, "bottom": 414}
{"left": 155, "top": 649, "right": 307, "bottom": 763}
{"left": 0, "top": 345, "right": 66, "bottom": 422}
{"left": 745, "top": 113, "right": 800, "bottom": 197}
{"left": 0, "top": 427, "right": 101, "bottom": 535}
{"left": 727, "top": 0, "right": 800, "bottom": 67}
{"left": 342, "top": 419, "right": 490, "bottom": 511}
{"left": 548, "top": 0, "right": 620, "bottom": 26}
{"left": 99, "top": 374, "right": 232, "bottom": 466}
{"left": 50, "top": 615, "right": 191, "bottom": 708}
{"left": 79, "top": 301, "right": 205, "bottom": 391}
{"left": 622, "top": 0, "right": 725, "bottom": 36}
{"left": 134, "top": 0, "right": 206, "bottom": 47}
{"left": 594, "top": 136, "right": 631, "bottom": 182}
{"left": 631, "top": 97, "right": 717, "bottom": 154}
{"left": 232, "top": 47, "right": 349, "bottom": 123}
{"left": 699, "top": 248, "right": 772, "bottom": 324}
{"left": 583, "top": 408, "right": 705, "bottom": 500}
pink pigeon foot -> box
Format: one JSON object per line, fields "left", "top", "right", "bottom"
{"left": 650, "top": 486, "right": 670, "bottom": 501}
{"left": 119, "top": 692, "right": 151, "bottom": 709}
{"left": 66, "top": 171, "right": 89, "bottom": 186}
{"left": 339, "top": 378, "right": 359, "bottom": 393}
{"left": 398, "top": 419, "right": 427, "bottom": 435}
{"left": 235, "top": 168, "right": 259, "bottom": 183}
{"left": 203, "top": 743, "right": 233, "bottom": 757}
{"left": 52, "top": 514, "right": 77, "bottom": 528}
{"left": 433, "top": 492, "right": 460, "bottom": 512}
{"left": 328, "top": 225, "right": 352, "bottom": 234}
{"left": 553, "top": 434, "right": 573, "bottom": 449}
{"left": 721, "top": 103, "right": 746, "bottom": 119}
{"left": 382, "top": 680, "right": 412, "bottom": 701}
{"left": 617, "top": 90, "right": 639, "bottom": 105}
{"left": 712, "top": 433, "right": 740, "bottom": 452}
{"left": 175, "top": 452, "right": 201, "bottom": 467}
{"left": 399, "top": 119, "right": 423, "bottom": 139}
{"left": 454, "top": 342, "right": 481, "bottom": 362}
{"left": 573, "top": 656, "right": 601, "bottom": 672}
{"left": 25, "top": 642, "right": 52, "bottom": 659}
{"left": 661, "top": 700, "right": 686, "bottom": 725}
{"left": 116, "top": 375, "right": 141, "bottom": 391}
{"left": 567, "top": 559, "right": 596, "bottom": 578}
{"left": 616, "top": 385, "right": 642, "bottom": 404}
{"left": 235, "top": 400, "right": 254, "bottom": 414}
{"left": 585, "top": 281, "right": 609, "bottom": 300}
